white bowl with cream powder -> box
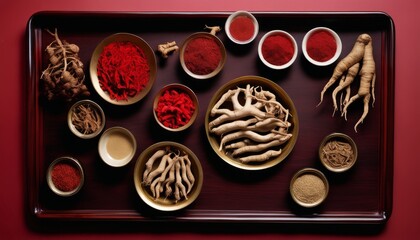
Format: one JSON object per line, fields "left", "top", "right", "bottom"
{"left": 98, "top": 126, "right": 137, "bottom": 167}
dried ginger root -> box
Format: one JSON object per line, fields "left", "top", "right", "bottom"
{"left": 142, "top": 148, "right": 195, "bottom": 203}
{"left": 157, "top": 41, "right": 179, "bottom": 58}
{"left": 205, "top": 25, "right": 221, "bottom": 35}
{"left": 317, "top": 34, "right": 375, "bottom": 132}
{"left": 209, "top": 84, "right": 293, "bottom": 164}
{"left": 40, "top": 29, "right": 90, "bottom": 101}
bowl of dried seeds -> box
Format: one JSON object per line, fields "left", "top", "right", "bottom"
{"left": 68, "top": 99, "right": 105, "bottom": 139}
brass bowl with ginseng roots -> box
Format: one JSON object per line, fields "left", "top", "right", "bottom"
{"left": 205, "top": 75, "right": 299, "bottom": 170}
{"left": 319, "top": 132, "right": 358, "bottom": 172}
{"left": 133, "top": 141, "right": 203, "bottom": 211}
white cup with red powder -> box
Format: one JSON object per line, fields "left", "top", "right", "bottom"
{"left": 225, "top": 11, "right": 259, "bottom": 45}
{"left": 302, "top": 27, "right": 342, "bottom": 66}
{"left": 258, "top": 30, "right": 298, "bottom": 70}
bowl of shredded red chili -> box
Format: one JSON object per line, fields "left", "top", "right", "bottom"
{"left": 302, "top": 27, "right": 342, "bottom": 66}
{"left": 258, "top": 30, "right": 298, "bottom": 70}
{"left": 90, "top": 33, "right": 157, "bottom": 105}
{"left": 46, "top": 156, "right": 84, "bottom": 197}
{"left": 153, "top": 83, "right": 199, "bottom": 131}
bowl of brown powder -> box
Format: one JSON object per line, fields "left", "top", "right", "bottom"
{"left": 319, "top": 132, "right": 358, "bottom": 173}
{"left": 290, "top": 168, "right": 329, "bottom": 208}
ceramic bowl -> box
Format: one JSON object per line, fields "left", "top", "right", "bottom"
{"left": 90, "top": 32, "right": 157, "bottom": 105}
{"left": 319, "top": 132, "right": 358, "bottom": 172}
{"left": 98, "top": 126, "right": 137, "bottom": 167}
{"left": 225, "top": 11, "right": 259, "bottom": 44}
{"left": 68, "top": 99, "right": 105, "bottom": 139}
{"left": 290, "top": 168, "right": 329, "bottom": 208}
{"left": 46, "top": 156, "right": 84, "bottom": 197}
{"left": 302, "top": 27, "right": 342, "bottom": 66}
{"left": 133, "top": 141, "right": 203, "bottom": 211}
{"left": 258, "top": 30, "right": 298, "bottom": 70}
{"left": 153, "top": 83, "right": 199, "bottom": 132}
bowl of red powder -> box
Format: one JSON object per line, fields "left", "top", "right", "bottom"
{"left": 180, "top": 32, "right": 226, "bottom": 79}
{"left": 47, "top": 156, "right": 84, "bottom": 197}
{"left": 258, "top": 30, "right": 298, "bottom": 70}
{"left": 302, "top": 27, "right": 342, "bottom": 66}
{"left": 153, "top": 83, "right": 199, "bottom": 131}
{"left": 225, "top": 11, "right": 259, "bottom": 45}
{"left": 90, "top": 33, "right": 157, "bottom": 105}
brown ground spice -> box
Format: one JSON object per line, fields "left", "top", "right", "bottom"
{"left": 292, "top": 173, "right": 326, "bottom": 204}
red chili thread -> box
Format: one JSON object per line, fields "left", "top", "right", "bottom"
{"left": 262, "top": 34, "right": 294, "bottom": 66}
{"left": 229, "top": 16, "right": 255, "bottom": 41}
{"left": 51, "top": 162, "right": 81, "bottom": 192}
{"left": 97, "top": 41, "right": 150, "bottom": 101}
{"left": 155, "top": 88, "right": 195, "bottom": 129}
{"left": 184, "top": 37, "right": 222, "bottom": 75}
{"left": 306, "top": 30, "right": 337, "bottom": 62}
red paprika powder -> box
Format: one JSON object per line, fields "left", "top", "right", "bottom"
{"left": 229, "top": 16, "right": 255, "bottom": 42}
{"left": 51, "top": 162, "right": 81, "bottom": 192}
{"left": 97, "top": 41, "right": 150, "bottom": 101}
{"left": 184, "top": 37, "right": 222, "bottom": 75}
{"left": 261, "top": 33, "right": 295, "bottom": 66}
{"left": 306, "top": 30, "right": 337, "bottom": 62}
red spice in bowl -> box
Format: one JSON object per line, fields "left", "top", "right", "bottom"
{"left": 258, "top": 30, "right": 298, "bottom": 69}
{"left": 225, "top": 11, "right": 258, "bottom": 44}
{"left": 302, "top": 27, "right": 342, "bottom": 66}
{"left": 47, "top": 157, "right": 84, "bottom": 197}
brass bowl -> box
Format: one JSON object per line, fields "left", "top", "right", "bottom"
{"left": 153, "top": 83, "right": 199, "bottom": 132}
{"left": 179, "top": 32, "right": 226, "bottom": 79}
{"left": 46, "top": 156, "right": 84, "bottom": 197}
{"left": 133, "top": 141, "right": 203, "bottom": 211}
{"left": 319, "top": 132, "right": 358, "bottom": 172}
{"left": 67, "top": 99, "right": 105, "bottom": 139}
{"left": 290, "top": 168, "right": 329, "bottom": 208}
{"left": 205, "top": 75, "right": 299, "bottom": 170}
{"left": 90, "top": 33, "right": 157, "bottom": 105}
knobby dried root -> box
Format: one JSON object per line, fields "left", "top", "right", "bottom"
{"left": 157, "top": 41, "right": 179, "bottom": 58}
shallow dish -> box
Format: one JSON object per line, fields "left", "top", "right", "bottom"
{"left": 90, "top": 32, "right": 157, "bottom": 105}
{"left": 133, "top": 141, "right": 203, "bottom": 211}
{"left": 319, "top": 132, "right": 358, "bottom": 172}
{"left": 46, "top": 156, "right": 84, "bottom": 197}
{"left": 179, "top": 32, "right": 226, "bottom": 79}
{"left": 225, "top": 11, "right": 259, "bottom": 45}
{"left": 258, "top": 30, "right": 298, "bottom": 70}
{"left": 205, "top": 75, "right": 299, "bottom": 170}
{"left": 153, "top": 83, "right": 199, "bottom": 131}
{"left": 290, "top": 168, "right": 329, "bottom": 208}
{"left": 302, "top": 27, "right": 342, "bottom": 66}
{"left": 98, "top": 126, "right": 137, "bottom": 167}
{"left": 67, "top": 99, "right": 105, "bottom": 139}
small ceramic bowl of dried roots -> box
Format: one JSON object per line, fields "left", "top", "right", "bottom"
{"left": 290, "top": 168, "right": 329, "bottom": 208}
{"left": 68, "top": 99, "right": 105, "bottom": 139}
{"left": 319, "top": 132, "right": 358, "bottom": 173}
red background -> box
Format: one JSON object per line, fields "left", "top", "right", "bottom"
{"left": 1, "top": 0, "right": 419, "bottom": 239}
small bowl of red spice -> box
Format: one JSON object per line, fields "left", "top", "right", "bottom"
{"left": 47, "top": 156, "right": 84, "bottom": 197}
{"left": 258, "top": 30, "right": 298, "bottom": 70}
{"left": 225, "top": 11, "right": 259, "bottom": 45}
{"left": 302, "top": 27, "right": 342, "bottom": 66}
{"left": 153, "top": 83, "right": 199, "bottom": 131}
{"left": 180, "top": 32, "right": 226, "bottom": 79}
{"left": 90, "top": 33, "right": 157, "bottom": 105}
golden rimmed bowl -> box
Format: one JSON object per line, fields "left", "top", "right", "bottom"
{"left": 67, "top": 99, "right": 105, "bottom": 139}
{"left": 290, "top": 168, "right": 329, "bottom": 208}
{"left": 133, "top": 141, "right": 203, "bottom": 211}
{"left": 153, "top": 83, "right": 199, "bottom": 132}
{"left": 98, "top": 126, "right": 137, "bottom": 167}
{"left": 258, "top": 30, "right": 298, "bottom": 70}
{"left": 46, "top": 156, "right": 84, "bottom": 197}
{"left": 205, "top": 75, "right": 299, "bottom": 170}
{"left": 179, "top": 32, "right": 227, "bottom": 80}
{"left": 90, "top": 32, "right": 157, "bottom": 105}
{"left": 302, "top": 27, "right": 342, "bottom": 66}
{"left": 319, "top": 132, "right": 358, "bottom": 173}
{"left": 225, "top": 10, "right": 259, "bottom": 45}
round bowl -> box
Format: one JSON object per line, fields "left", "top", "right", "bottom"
{"left": 258, "top": 30, "right": 298, "bottom": 70}
{"left": 302, "top": 27, "right": 342, "bottom": 66}
{"left": 179, "top": 32, "right": 227, "bottom": 79}
{"left": 90, "top": 32, "right": 157, "bottom": 105}
{"left": 46, "top": 156, "right": 84, "bottom": 197}
{"left": 153, "top": 83, "right": 199, "bottom": 132}
{"left": 68, "top": 99, "right": 105, "bottom": 139}
{"left": 133, "top": 141, "right": 203, "bottom": 211}
{"left": 319, "top": 132, "right": 358, "bottom": 172}
{"left": 290, "top": 168, "right": 329, "bottom": 208}
{"left": 98, "top": 126, "right": 137, "bottom": 167}
{"left": 205, "top": 75, "right": 299, "bottom": 170}
{"left": 225, "top": 11, "right": 259, "bottom": 44}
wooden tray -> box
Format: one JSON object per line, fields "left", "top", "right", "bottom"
{"left": 25, "top": 11, "right": 394, "bottom": 224}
